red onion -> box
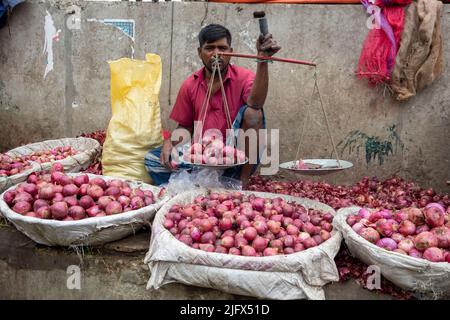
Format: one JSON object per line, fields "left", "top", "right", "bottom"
{"left": 252, "top": 236, "right": 268, "bottom": 252}
{"left": 38, "top": 186, "right": 55, "bottom": 200}
{"left": 376, "top": 238, "right": 397, "bottom": 251}
{"left": 375, "top": 219, "right": 395, "bottom": 237}
{"left": 33, "top": 199, "right": 49, "bottom": 212}
{"left": 144, "top": 196, "right": 154, "bottom": 206}
{"left": 235, "top": 236, "right": 248, "bottom": 248}
{"left": 74, "top": 174, "right": 89, "bottom": 187}
{"left": 164, "top": 218, "right": 174, "bottom": 229}
{"left": 322, "top": 213, "right": 333, "bottom": 223}
{"left": 242, "top": 245, "right": 257, "bottom": 256}
{"left": 302, "top": 237, "right": 317, "bottom": 249}
{"left": 105, "top": 201, "right": 122, "bottom": 215}
{"left": 346, "top": 215, "right": 358, "bottom": 227}
{"left": 79, "top": 195, "right": 95, "bottom": 209}
{"left": 200, "top": 219, "right": 213, "bottom": 232}
{"left": 221, "top": 236, "right": 234, "bottom": 249}
{"left": 13, "top": 192, "right": 33, "bottom": 204}
{"left": 243, "top": 227, "right": 257, "bottom": 241}
{"left": 52, "top": 193, "right": 64, "bottom": 203}
{"left": 320, "top": 230, "right": 331, "bottom": 241}
{"left": 58, "top": 175, "right": 73, "bottom": 186}
{"left": 283, "top": 235, "right": 294, "bottom": 247}
{"left": 431, "top": 227, "right": 450, "bottom": 248}
{"left": 90, "top": 178, "right": 107, "bottom": 190}
{"left": 423, "top": 247, "right": 445, "bottom": 262}
{"left": 358, "top": 208, "right": 371, "bottom": 219}
{"left": 64, "top": 196, "right": 78, "bottom": 207}
{"left": 104, "top": 187, "right": 121, "bottom": 199}
{"left": 406, "top": 207, "right": 425, "bottom": 226}
{"left": 68, "top": 206, "right": 86, "bottom": 220}
{"left": 36, "top": 206, "right": 51, "bottom": 219}
{"left": 253, "top": 220, "right": 268, "bottom": 235}
{"left": 118, "top": 195, "right": 131, "bottom": 208}
{"left": 391, "top": 233, "right": 405, "bottom": 243}
{"left": 393, "top": 249, "right": 407, "bottom": 255}
{"left": 358, "top": 227, "right": 380, "bottom": 244}
{"left": 86, "top": 205, "right": 102, "bottom": 217}
{"left": 219, "top": 218, "right": 232, "bottom": 231}
{"left": 416, "top": 225, "right": 430, "bottom": 234}
{"left": 398, "top": 220, "right": 416, "bottom": 236}
{"left": 62, "top": 184, "right": 79, "bottom": 197}
{"left": 267, "top": 220, "right": 281, "bottom": 234}
{"left": 398, "top": 239, "right": 415, "bottom": 253}
{"left": 108, "top": 179, "right": 124, "bottom": 189}
{"left": 229, "top": 247, "right": 241, "bottom": 255}
{"left": 409, "top": 248, "right": 422, "bottom": 258}
{"left": 23, "top": 183, "right": 38, "bottom": 196}
{"left": 269, "top": 239, "right": 283, "bottom": 251}
{"left": 130, "top": 196, "right": 144, "bottom": 210}
{"left": 3, "top": 190, "right": 16, "bottom": 206}
{"left": 263, "top": 247, "right": 278, "bottom": 256}
{"left": 179, "top": 234, "right": 193, "bottom": 246}
{"left": 321, "top": 221, "right": 333, "bottom": 232}
{"left": 121, "top": 187, "right": 132, "bottom": 197}
{"left": 394, "top": 211, "right": 409, "bottom": 223}
{"left": 51, "top": 171, "right": 64, "bottom": 184}
{"left": 424, "top": 204, "right": 445, "bottom": 228}
{"left": 79, "top": 184, "right": 89, "bottom": 197}
{"left": 200, "top": 231, "right": 215, "bottom": 244}
{"left": 294, "top": 243, "right": 305, "bottom": 252}
{"left": 50, "top": 202, "right": 68, "bottom": 220}
{"left": 215, "top": 246, "right": 228, "bottom": 254}
{"left": 12, "top": 201, "right": 32, "bottom": 214}
{"left": 415, "top": 232, "right": 438, "bottom": 251}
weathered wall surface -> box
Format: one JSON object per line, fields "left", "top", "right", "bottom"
{"left": 0, "top": 1, "right": 449, "bottom": 191}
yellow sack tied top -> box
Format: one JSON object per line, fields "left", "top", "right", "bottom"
{"left": 102, "top": 53, "right": 163, "bottom": 184}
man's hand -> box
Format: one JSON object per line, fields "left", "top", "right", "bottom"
{"left": 257, "top": 33, "right": 281, "bottom": 57}
{"left": 160, "top": 139, "right": 174, "bottom": 171}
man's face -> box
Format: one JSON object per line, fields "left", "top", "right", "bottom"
{"left": 198, "top": 37, "right": 233, "bottom": 74}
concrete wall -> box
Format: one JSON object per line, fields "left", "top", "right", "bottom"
{"left": 0, "top": 1, "right": 449, "bottom": 191}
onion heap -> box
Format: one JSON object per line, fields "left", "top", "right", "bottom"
{"left": 247, "top": 176, "right": 449, "bottom": 211}
{"left": 20, "top": 146, "right": 79, "bottom": 164}
{"left": 347, "top": 205, "right": 450, "bottom": 263}
{"left": 182, "top": 133, "right": 246, "bottom": 166}
{"left": 163, "top": 192, "right": 334, "bottom": 256}
{"left": 0, "top": 154, "right": 33, "bottom": 177}
{"left": 2, "top": 164, "right": 156, "bottom": 221}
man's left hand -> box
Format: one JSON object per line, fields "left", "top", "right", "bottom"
{"left": 257, "top": 33, "right": 281, "bottom": 57}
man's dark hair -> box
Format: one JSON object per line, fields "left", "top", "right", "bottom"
{"left": 198, "top": 24, "right": 232, "bottom": 47}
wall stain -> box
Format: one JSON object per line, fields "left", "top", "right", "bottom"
{"left": 337, "top": 125, "right": 404, "bottom": 165}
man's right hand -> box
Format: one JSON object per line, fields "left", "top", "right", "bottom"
{"left": 160, "top": 139, "right": 174, "bottom": 171}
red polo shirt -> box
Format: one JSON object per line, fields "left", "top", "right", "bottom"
{"left": 169, "top": 64, "right": 255, "bottom": 140}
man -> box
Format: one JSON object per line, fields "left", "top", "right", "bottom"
{"left": 145, "top": 24, "right": 280, "bottom": 186}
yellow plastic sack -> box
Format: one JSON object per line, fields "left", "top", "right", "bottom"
{"left": 102, "top": 53, "right": 163, "bottom": 184}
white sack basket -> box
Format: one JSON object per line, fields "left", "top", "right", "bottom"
{"left": 334, "top": 206, "right": 450, "bottom": 299}
{"left": 0, "top": 137, "right": 101, "bottom": 194}
{"left": 0, "top": 173, "right": 169, "bottom": 246}
{"left": 145, "top": 189, "right": 342, "bottom": 300}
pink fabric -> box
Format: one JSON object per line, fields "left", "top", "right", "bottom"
{"left": 170, "top": 64, "right": 255, "bottom": 140}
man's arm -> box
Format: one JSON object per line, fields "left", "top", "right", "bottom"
{"left": 160, "top": 124, "right": 193, "bottom": 170}
{"left": 246, "top": 33, "right": 281, "bottom": 109}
